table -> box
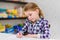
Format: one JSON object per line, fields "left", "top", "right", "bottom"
{"left": 0, "top": 33, "right": 52, "bottom": 40}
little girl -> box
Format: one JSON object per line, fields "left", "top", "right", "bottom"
{"left": 17, "top": 2, "right": 50, "bottom": 39}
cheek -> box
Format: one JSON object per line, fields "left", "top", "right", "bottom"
{"left": 32, "top": 14, "right": 37, "bottom": 18}
{"left": 32, "top": 15, "right": 35, "bottom": 18}
{"left": 28, "top": 16, "right": 33, "bottom": 20}
{"left": 28, "top": 16, "right": 31, "bottom": 19}
{"left": 28, "top": 17, "right": 32, "bottom": 21}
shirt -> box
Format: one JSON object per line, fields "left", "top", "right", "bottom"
{"left": 22, "top": 17, "right": 50, "bottom": 39}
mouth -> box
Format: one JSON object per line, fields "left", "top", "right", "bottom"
{"left": 30, "top": 19, "right": 36, "bottom": 23}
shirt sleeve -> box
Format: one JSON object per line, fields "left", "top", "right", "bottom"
{"left": 40, "top": 19, "right": 50, "bottom": 39}
{"left": 21, "top": 20, "right": 28, "bottom": 35}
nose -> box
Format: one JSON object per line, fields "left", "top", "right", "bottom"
{"left": 28, "top": 16, "right": 32, "bottom": 20}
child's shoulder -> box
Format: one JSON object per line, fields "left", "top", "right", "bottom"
{"left": 24, "top": 19, "right": 30, "bottom": 24}
{"left": 40, "top": 17, "right": 48, "bottom": 23}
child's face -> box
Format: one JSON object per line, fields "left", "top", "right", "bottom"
{"left": 24, "top": 9, "right": 39, "bottom": 22}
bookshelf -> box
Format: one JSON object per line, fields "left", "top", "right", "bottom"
{"left": 0, "top": 0, "right": 27, "bottom": 20}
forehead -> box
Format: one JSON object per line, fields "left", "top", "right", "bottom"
{"left": 24, "top": 10, "right": 35, "bottom": 16}
{"left": 25, "top": 10, "right": 36, "bottom": 13}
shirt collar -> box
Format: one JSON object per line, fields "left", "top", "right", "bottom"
{"left": 26, "top": 17, "right": 44, "bottom": 24}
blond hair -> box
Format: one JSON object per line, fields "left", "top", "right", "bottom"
{"left": 23, "top": 2, "right": 44, "bottom": 17}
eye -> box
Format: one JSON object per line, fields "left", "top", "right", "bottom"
{"left": 29, "top": 14, "right": 32, "bottom": 16}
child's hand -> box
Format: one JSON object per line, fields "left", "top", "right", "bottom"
{"left": 16, "top": 32, "right": 23, "bottom": 38}
{"left": 25, "top": 34, "right": 32, "bottom": 37}
{"left": 25, "top": 34, "right": 38, "bottom": 38}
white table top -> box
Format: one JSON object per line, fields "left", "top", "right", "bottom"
{"left": 0, "top": 33, "right": 40, "bottom": 40}
{"left": 0, "top": 33, "right": 52, "bottom": 40}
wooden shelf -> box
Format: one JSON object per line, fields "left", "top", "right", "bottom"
{"left": 0, "top": 0, "right": 28, "bottom": 4}
{"left": 0, "top": 17, "right": 27, "bottom": 20}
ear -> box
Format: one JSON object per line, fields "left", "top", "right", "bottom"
{"left": 35, "top": 9, "right": 39, "bottom": 13}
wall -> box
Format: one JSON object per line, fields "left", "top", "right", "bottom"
{"left": 25, "top": 0, "right": 60, "bottom": 39}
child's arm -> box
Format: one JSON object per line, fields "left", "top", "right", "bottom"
{"left": 39, "top": 19, "right": 50, "bottom": 39}
{"left": 24, "top": 34, "right": 39, "bottom": 38}
{"left": 40, "top": 19, "right": 50, "bottom": 39}
{"left": 17, "top": 20, "right": 28, "bottom": 38}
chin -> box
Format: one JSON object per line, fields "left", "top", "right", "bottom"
{"left": 31, "top": 20, "right": 35, "bottom": 23}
